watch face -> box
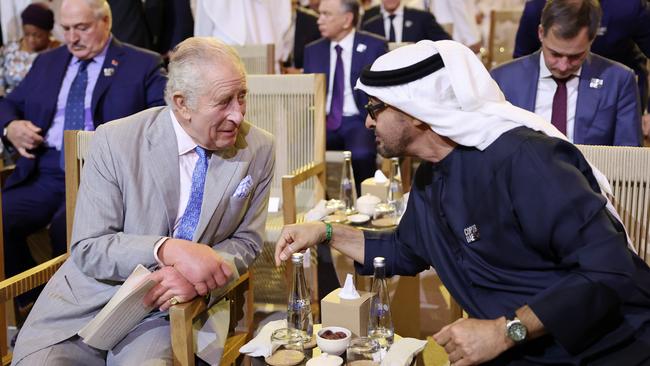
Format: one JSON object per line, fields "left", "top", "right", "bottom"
{"left": 507, "top": 321, "right": 527, "bottom": 343}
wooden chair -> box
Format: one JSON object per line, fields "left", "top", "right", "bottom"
{"left": 577, "top": 145, "right": 650, "bottom": 264}
{"left": 0, "top": 131, "right": 86, "bottom": 365}
{"left": 245, "top": 74, "right": 326, "bottom": 315}
{"left": 486, "top": 9, "right": 523, "bottom": 70}
{"left": 232, "top": 44, "right": 276, "bottom": 74}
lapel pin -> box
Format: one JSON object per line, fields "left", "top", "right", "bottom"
{"left": 589, "top": 78, "right": 604, "bottom": 89}
{"left": 103, "top": 67, "right": 114, "bottom": 77}
{"left": 597, "top": 26, "right": 606, "bottom": 36}
{"left": 405, "top": 20, "right": 413, "bottom": 28}
{"left": 111, "top": 59, "right": 119, "bottom": 66}
{"left": 464, "top": 224, "right": 480, "bottom": 244}
{"left": 356, "top": 43, "right": 367, "bottom": 53}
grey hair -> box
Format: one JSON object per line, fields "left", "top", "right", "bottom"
{"left": 164, "top": 37, "right": 246, "bottom": 109}
{"left": 340, "top": 0, "right": 360, "bottom": 27}
{"left": 63, "top": 0, "right": 112, "bottom": 27}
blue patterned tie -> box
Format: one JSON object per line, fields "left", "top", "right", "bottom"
{"left": 175, "top": 147, "right": 209, "bottom": 241}
{"left": 61, "top": 59, "right": 92, "bottom": 169}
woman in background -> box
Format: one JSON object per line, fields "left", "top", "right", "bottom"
{"left": 0, "top": 3, "right": 59, "bottom": 96}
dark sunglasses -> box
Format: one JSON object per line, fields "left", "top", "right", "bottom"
{"left": 364, "top": 100, "right": 387, "bottom": 120}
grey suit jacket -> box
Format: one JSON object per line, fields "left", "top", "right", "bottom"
{"left": 12, "top": 106, "right": 275, "bottom": 364}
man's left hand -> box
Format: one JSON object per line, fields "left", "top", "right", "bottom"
{"left": 143, "top": 266, "right": 199, "bottom": 311}
{"left": 433, "top": 317, "right": 512, "bottom": 366}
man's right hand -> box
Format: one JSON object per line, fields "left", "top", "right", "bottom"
{"left": 5, "top": 120, "right": 43, "bottom": 158}
{"left": 158, "top": 238, "right": 234, "bottom": 296}
{"left": 274, "top": 222, "right": 327, "bottom": 266}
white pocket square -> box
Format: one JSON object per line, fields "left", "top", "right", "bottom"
{"left": 233, "top": 175, "right": 253, "bottom": 199}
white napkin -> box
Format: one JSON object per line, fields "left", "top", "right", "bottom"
{"left": 381, "top": 338, "right": 427, "bottom": 366}
{"left": 338, "top": 274, "right": 360, "bottom": 299}
{"left": 305, "top": 200, "right": 333, "bottom": 222}
{"left": 374, "top": 169, "right": 388, "bottom": 183}
{"left": 239, "top": 319, "right": 287, "bottom": 357}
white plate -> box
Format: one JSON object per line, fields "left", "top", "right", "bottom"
{"left": 347, "top": 214, "right": 370, "bottom": 224}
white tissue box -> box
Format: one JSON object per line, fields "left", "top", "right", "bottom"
{"left": 321, "top": 288, "right": 374, "bottom": 338}
{"left": 361, "top": 178, "right": 389, "bottom": 201}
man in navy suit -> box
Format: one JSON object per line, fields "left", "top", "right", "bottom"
{"left": 0, "top": 0, "right": 166, "bottom": 288}
{"left": 492, "top": 0, "right": 641, "bottom": 146}
{"left": 303, "top": 0, "right": 387, "bottom": 191}
{"left": 513, "top": 0, "right": 650, "bottom": 125}
{"left": 360, "top": 0, "right": 450, "bottom": 43}
{"left": 303, "top": 0, "right": 386, "bottom": 300}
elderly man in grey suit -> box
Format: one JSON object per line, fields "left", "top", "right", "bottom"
{"left": 11, "top": 37, "right": 275, "bottom": 365}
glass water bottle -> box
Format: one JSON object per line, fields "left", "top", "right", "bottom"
{"left": 287, "top": 252, "right": 314, "bottom": 342}
{"left": 339, "top": 151, "right": 357, "bottom": 214}
{"left": 367, "top": 257, "right": 394, "bottom": 349}
{"left": 387, "top": 158, "right": 403, "bottom": 215}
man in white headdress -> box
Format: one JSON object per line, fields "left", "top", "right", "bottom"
{"left": 274, "top": 40, "right": 650, "bottom": 365}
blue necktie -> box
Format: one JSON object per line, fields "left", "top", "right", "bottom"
{"left": 327, "top": 45, "right": 344, "bottom": 130}
{"left": 175, "top": 147, "right": 209, "bottom": 241}
{"left": 61, "top": 59, "right": 92, "bottom": 169}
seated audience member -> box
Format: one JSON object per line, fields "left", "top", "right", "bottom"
{"left": 281, "top": 0, "right": 321, "bottom": 73}
{"left": 492, "top": 0, "right": 641, "bottom": 146}
{"left": 12, "top": 36, "right": 275, "bottom": 365}
{"left": 0, "top": 0, "right": 166, "bottom": 303}
{"left": 0, "top": 3, "right": 60, "bottom": 96}
{"left": 276, "top": 39, "right": 650, "bottom": 365}
{"left": 361, "top": 0, "right": 450, "bottom": 43}
{"left": 304, "top": 0, "right": 386, "bottom": 193}
{"left": 514, "top": 0, "right": 650, "bottom": 133}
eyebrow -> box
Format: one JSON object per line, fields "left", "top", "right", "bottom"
{"left": 545, "top": 45, "right": 586, "bottom": 58}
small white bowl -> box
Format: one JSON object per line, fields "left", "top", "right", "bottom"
{"left": 316, "top": 326, "right": 351, "bottom": 356}
{"left": 347, "top": 214, "right": 370, "bottom": 224}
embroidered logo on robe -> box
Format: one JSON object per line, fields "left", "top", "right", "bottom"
{"left": 464, "top": 224, "right": 480, "bottom": 243}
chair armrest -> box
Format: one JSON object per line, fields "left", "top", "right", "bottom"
{"left": 169, "top": 272, "right": 251, "bottom": 366}
{"left": 282, "top": 162, "right": 326, "bottom": 224}
{"left": 0, "top": 254, "right": 68, "bottom": 302}
{"left": 0, "top": 164, "right": 14, "bottom": 187}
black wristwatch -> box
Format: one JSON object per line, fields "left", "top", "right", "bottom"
{"left": 505, "top": 317, "right": 528, "bottom": 344}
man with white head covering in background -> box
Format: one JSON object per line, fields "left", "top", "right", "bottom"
{"left": 275, "top": 40, "right": 650, "bottom": 365}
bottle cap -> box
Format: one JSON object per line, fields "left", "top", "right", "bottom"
{"left": 373, "top": 257, "right": 385, "bottom": 267}
{"left": 291, "top": 252, "right": 304, "bottom": 263}
{"left": 343, "top": 151, "right": 352, "bottom": 158}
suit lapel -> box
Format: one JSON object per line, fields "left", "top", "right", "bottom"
{"left": 351, "top": 33, "right": 362, "bottom": 92}
{"left": 522, "top": 52, "right": 542, "bottom": 111}
{"left": 321, "top": 40, "right": 331, "bottom": 91}
{"left": 43, "top": 49, "right": 72, "bottom": 130}
{"left": 194, "top": 132, "right": 248, "bottom": 241}
{"left": 144, "top": 109, "right": 180, "bottom": 235}
{"left": 402, "top": 8, "right": 413, "bottom": 42}
{"left": 574, "top": 55, "right": 599, "bottom": 143}
{"left": 91, "top": 39, "right": 125, "bottom": 122}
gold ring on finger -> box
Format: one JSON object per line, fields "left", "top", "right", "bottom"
{"left": 169, "top": 296, "right": 180, "bottom": 306}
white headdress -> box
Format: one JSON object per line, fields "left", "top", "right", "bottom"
{"left": 355, "top": 40, "right": 634, "bottom": 250}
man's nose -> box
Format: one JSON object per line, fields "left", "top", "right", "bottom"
{"left": 365, "top": 115, "right": 376, "bottom": 130}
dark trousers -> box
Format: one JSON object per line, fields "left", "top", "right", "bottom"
{"left": 327, "top": 114, "right": 377, "bottom": 196}
{"left": 2, "top": 149, "right": 67, "bottom": 284}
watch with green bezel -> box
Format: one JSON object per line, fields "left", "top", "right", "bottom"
{"left": 505, "top": 317, "right": 528, "bottom": 344}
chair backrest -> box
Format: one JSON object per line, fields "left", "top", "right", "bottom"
{"left": 246, "top": 73, "right": 327, "bottom": 216}
{"left": 232, "top": 44, "right": 275, "bottom": 74}
{"left": 486, "top": 9, "right": 522, "bottom": 70}
{"left": 64, "top": 130, "right": 94, "bottom": 248}
{"left": 388, "top": 42, "right": 412, "bottom": 51}
{"left": 577, "top": 145, "right": 650, "bottom": 263}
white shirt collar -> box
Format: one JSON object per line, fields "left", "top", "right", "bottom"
{"left": 170, "top": 109, "right": 198, "bottom": 156}
{"left": 539, "top": 50, "right": 582, "bottom": 79}
{"left": 331, "top": 29, "right": 355, "bottom": 52}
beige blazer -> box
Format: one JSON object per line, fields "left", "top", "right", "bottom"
{"left": 12, "top": 106, "right": 275, "bottom": 364}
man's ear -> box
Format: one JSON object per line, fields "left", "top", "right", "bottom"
{"left": 172, "top": 93, "right": 192, "bottom": 121}
{"left": 537, "top": 24, "right": 545, "bottom": 43}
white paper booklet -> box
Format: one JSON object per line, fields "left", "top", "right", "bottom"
{"left": 78, "top": 264, "right": 158, "bottom": 350}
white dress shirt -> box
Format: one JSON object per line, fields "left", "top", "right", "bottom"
{"left": 153, "top": 110, "right": 212, "bottom": 263}
{"left": 381, "top": 4, "right": 405, "bottom": 43}
{"left": 534, "top": 51, "right": 581, "bottom": 142}
{"left": 326, "top": 30, "right": 361, "bottom": 117}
